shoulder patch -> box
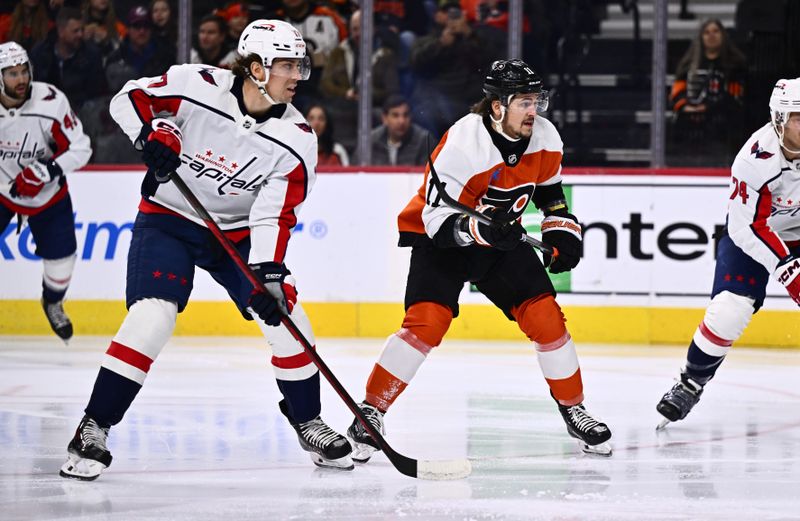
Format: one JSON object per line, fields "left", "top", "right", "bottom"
{"left": 198, "top": 68, "right": 218, "bottom": 86}
{"left": 43, "top": 86, "right": 56, "bottom": 101}
{"left": 296, "top": 122, "right": 312, "bottom": 133}
{"left": 750, "top": 141, "right": 774, "bottom": 160}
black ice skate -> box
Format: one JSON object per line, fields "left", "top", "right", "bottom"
{"left": 60, "top": 415, "right": 112, "bottom": 481}
{"left": 346, "top": 401, "right": 385, "bottom": 463}
{"left": 656, "top": 371, "right": 704, "bottom": 431}
{"left": 558, "top": 402, "right": 612, "bottom": 456}
{"left": 280, "top": 400, "right": 353, "bottom": 470}
{"left": 41, "top": 297, "right": 73, "bottom": 342}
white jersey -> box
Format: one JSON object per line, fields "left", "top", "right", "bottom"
{"left": 727, "top": 123, "right": 800, "bottom": 273}
{"left": 398, "top": 113, "right": 563, "bottom": 240}
{"left": 0, "top": 82, "right": 91, "bottom": 214}
{"left": 109, "top": 63, "right": 318, "bottom": 264}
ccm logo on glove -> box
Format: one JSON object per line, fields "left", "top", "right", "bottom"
{"left": 142, "top": 118, "right": 183, "bottom": 181}
{"left": 10, "top": 160, "right": 62, "bottom": 198}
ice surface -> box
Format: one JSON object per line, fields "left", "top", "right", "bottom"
{"left": 2, "top": 336, "right": 800, "bottom": 520}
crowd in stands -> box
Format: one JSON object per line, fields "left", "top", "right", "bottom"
{"left": 1, "top": 0, "right": 798, "bottom": 167}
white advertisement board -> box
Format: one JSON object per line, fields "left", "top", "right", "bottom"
{"left": 1, "top": 170, "right": 792, "bottom": 310}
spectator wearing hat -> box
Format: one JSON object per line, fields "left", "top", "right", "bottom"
{"left": 104, "top": 5, "right": 175, "bottom": 92}
{"left": 30, "top": 7, "right": 108, "bottom": 110}
{"left": 213, "top": 2, "right": 249, "bottom": 49}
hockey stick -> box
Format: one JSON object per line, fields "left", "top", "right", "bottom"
{"left": 425, "top": 154, "right": 557, "bottom": 258}
{"left": 168, "top": 171, "right": 471, "bottom": 481}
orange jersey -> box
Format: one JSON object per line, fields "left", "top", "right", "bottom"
{"left": 398, "top": 113, "right": 563, "bottom": 241}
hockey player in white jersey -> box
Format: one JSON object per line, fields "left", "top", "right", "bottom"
{"left": 0, "top": 42, "right": 92, "bottom": 342}
{"left": 346, "top": 59, "right": 612, "bottom": 459}
{"left": 657, "top": 78, "right": 800, "bottom": 429}
{"left": 60, "top": 20, "right": 353, "bottom": 481}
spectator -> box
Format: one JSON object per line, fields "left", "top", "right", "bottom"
{"left": 190, "top": 14, "right": 236, "bottom": 68}
{"left": 278, "top": 0, "right": 347, "bottom": 108}
{"left": 306, "top": 103, "right": 349, "bottom": 166}
{"left": 95, "top": 5, "right": 175, "bottom": 164}
{"left": 30, "top": 7, "right": 108, "bottom": 109}
{"left": 81, "top": 0, "right": 126, "bottom": 61}
{"left": 408, "top": 0, "right": 491, "bottom": 138}
{"left": 149, "top": 0, "right": 176, "bottom": 48}
{"left": 0, "top": 0, "right": 53, "bottom": 51}
{"left": 214, "top": 2, "right": 249, "bottom": 48}
{"left": 669, "top": 19, "right": 747, "bottom": 165}
{"left": 321, "top": 9, "right": 399, "bottom": 106}
{"left": 361, "top": 94, "right": 432, "bottom": 166}
{"left": 104, "top": 5, "right": 175, "bottom": 92}
{"left": 279, "top": 0, "right": 346, "bottom": 69}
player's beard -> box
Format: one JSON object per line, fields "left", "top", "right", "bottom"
{"left": 3, "top": 82, "right": 29, "bottom": 101}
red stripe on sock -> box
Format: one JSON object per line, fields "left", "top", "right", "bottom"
{"left": 699, "top": 321, "right": 733, "bottom": 347}
{"left": 272, "top": 349, "right": 314, "bottom": 369}
{"left": 107, "top": 341, "right": 154, "bottom": 373}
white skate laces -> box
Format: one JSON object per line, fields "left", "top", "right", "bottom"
{"left": 298, "top": 417, "right": 342, "bottom": 449}
{"left": 78, "top": 418, "right": 109, "bottom": 450}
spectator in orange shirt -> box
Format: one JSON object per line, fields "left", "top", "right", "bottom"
{"left": 0, "top": 0, "right": 54, "bottom": 51}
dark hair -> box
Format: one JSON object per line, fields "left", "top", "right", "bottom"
{"left": 198, "top": 14, "right": 227, "bottom": 34}
{"left": 675, "top": 19, "right": 746, "bottom": 78}
{"left": 305, "top": 103, "right": 335, "bottom": 155}
{"left": 231, "top": 52, "right": 260, "bottom": 79}
{"left": 382, "top": 94, "right": 409, "bottom": 114}
{"left": 470, "top": 97, "right": 494, "bottom": 116}
{"left": 56, "top": 7, "right": 83, "bottom": 28}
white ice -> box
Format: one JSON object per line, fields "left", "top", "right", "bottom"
{"left": 2, "top": 336, "right": 800, "bottom": 520}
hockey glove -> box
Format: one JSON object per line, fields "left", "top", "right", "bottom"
{"left": 10, "top": 160, "right": 61, "bottom": 198}
{"left": 141, "top": 118, "right": 183, "bottom": 182}
{"left": 541, "top": 213, "right": 582, "bottom": 273}
{"left": 465, "top": 205, "right": 526, "bottom": 251}
{"left": 248, "top": 262, "right": 298, "bottom": 326}
{"left": 774, "top": 255, "right": 800, "bottom": 306}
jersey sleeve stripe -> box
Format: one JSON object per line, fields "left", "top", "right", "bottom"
{"left": 750, "top": 185, "right": 789, "bottom": 259}
{"left": 128, "top": 90, "right": 182, "bottom": 125}
{"left": 274, "top": 162, "right": 307, "bottom": 263}
{"left": 50, "top": 120, "right": 70, "bottom": 159}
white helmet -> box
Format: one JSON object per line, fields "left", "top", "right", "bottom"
{"left": 769, "top": 78, "right": 800, "bottom": 154}
{"left": 237, "top": 19, "right": 311, "bottom": 82}
{"left": 0, "top": 41, "right": 31, "bottom": 92}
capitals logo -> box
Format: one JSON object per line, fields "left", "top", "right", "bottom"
{"left": 750, "top": 141, "right": 774, "bottom": 160}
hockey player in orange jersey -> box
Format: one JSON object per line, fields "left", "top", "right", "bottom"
{"left": 347, "top": 59, "right": 612, "bottom": 458}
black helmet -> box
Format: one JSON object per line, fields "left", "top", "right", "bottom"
{"left": 483, "top": 59, "right": 544, "bottom": 104}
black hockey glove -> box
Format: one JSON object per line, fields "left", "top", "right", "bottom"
{"left": 248, "top": 262, "right": 298, "bottom": 327}
{"left": 464, "top": 205, "right": 526, "bottom": 251}
{"left": 541, "top": 213, "right": 582, "bottom": 273}
{"left": 139, "top": 119, "right": 183, "bottom": 182}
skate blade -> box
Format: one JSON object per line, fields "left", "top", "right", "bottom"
{"left": 656, "top": 418, "right": 671, "bottom": 431}
{"left": 349, "top": 439, "right": 379, "bottom": 464}
{"left": 579, "top": 441, "right": 612, "bottom": 457}
{"left": 309, "top": 452, "right": 354, "bottom": 471}
{"left": 59, "top": 453, "right": 107, "bottom": 481}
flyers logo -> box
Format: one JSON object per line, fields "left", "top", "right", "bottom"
{"left": 481, "top": 183, "right": 535, "bottom": 218}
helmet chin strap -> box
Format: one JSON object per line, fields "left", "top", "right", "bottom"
{"left": 490, "top": 95, "right": 521, "bottom": 142}
{"left": 247, "top": 65, "right": 278, "bottom": 106}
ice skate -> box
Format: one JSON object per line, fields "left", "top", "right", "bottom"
{"left": 558, "top": 402, "right": 612, "bottom": 456}
{"left": 656, "top": 371, "right": 704, "bottom": 430}
{"left": 42, "top": 297, "right": 73, "bottom": 342}
{"left": 59, "top": 416, "right": 112, "bottom": 481}
{"left": 280, "top": 401, "right": 353, "bottom": 470}
{"left": 346, "top": 401, "right": 385, "bottom": 463}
